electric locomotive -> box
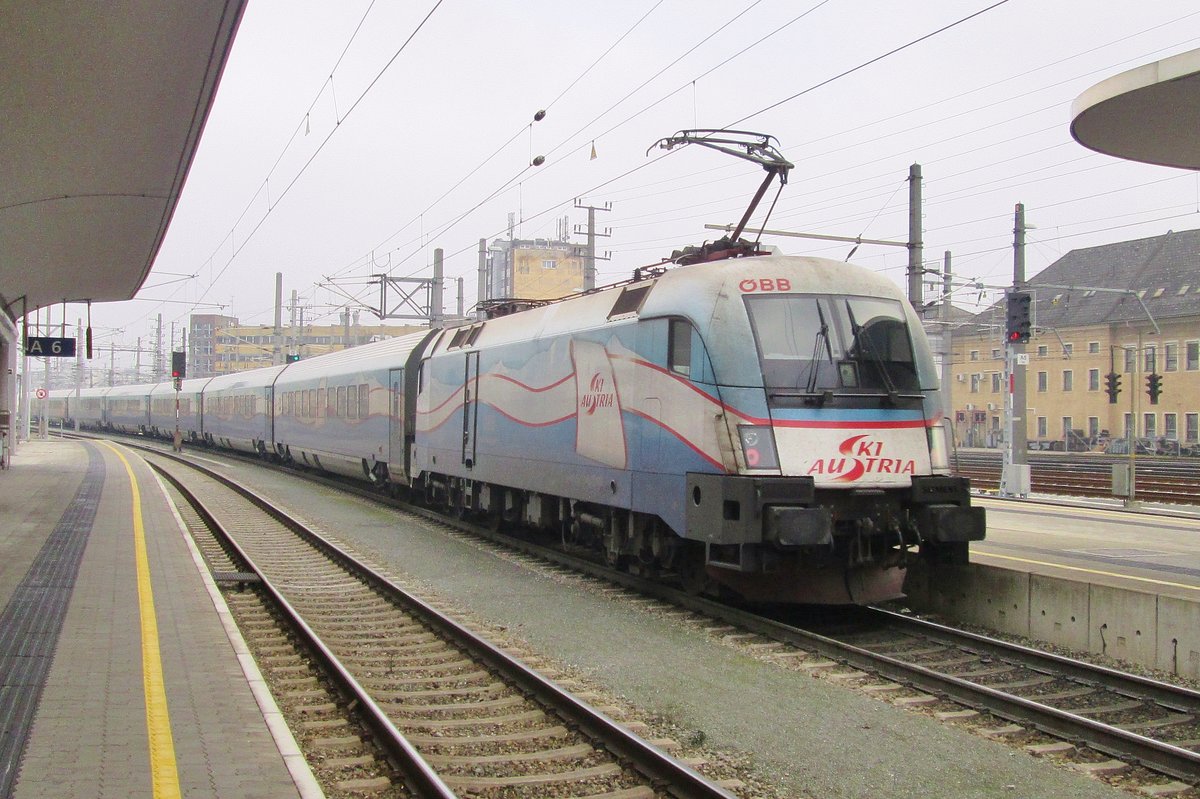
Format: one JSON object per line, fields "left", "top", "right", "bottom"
{"left": 412, "top": 252, "right": 984, "bottom": 604}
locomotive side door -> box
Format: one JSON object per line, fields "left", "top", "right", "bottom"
{"left": 388, "top": 368, "right": 404, "bottom": 470}
{"left": 461, "top": 351, "right": 480, "bottom": 468}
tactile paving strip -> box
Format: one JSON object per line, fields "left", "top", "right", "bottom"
{"left": 0, "top": 444, "right": 103, "bottom": 797}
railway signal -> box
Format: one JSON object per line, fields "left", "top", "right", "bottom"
{"left": 1004, "top": 290, "right": 1032, "bottom": 344}
{"left": 1146, "top": 372, "right": 1163, "bottom": 404}
{"left": 1104, "top": 372, "right": 1121, "bottom": 403}
{"left": 171, "top": 350, "right": 186, "bottom": 378}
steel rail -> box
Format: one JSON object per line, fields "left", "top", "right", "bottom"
{"left": 866, "top": 606, "right": 1200, "bottom": 714}
{"left": 146, "top": 447, "right": 737, "bottom": 799}
{"left": 149, "top": 457, "right": 459, "bottom": 799}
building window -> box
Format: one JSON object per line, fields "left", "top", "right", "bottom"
{"left": 1062, "top": 343, "right": 1073, "bottom": 356}
{"left": 1088, "top": 416, "right": 1099, "bottom": 439}
{"left": 1124, "top": 346, "right": 1136, "bottom": 373}
{"left": 1088, "top": 341, "right": 1100, "bottom": 354}
{"left": 1144, "top": 345, "right": 1157, "bottom": 374}
{"left": 1037, "top": 345, "right": 1048, "bottom": 357}
{"left": 1144, "top": 413, "right": 1156, "bottom": 438}
{"left": 1124, "top": 412, "right": 1133, "bottom": 438}
{"left": 1187, "top": 341, "right": 1199, "bottom": 371}
{"left": 1037, "top": 417, "right": 1047, "bottom": 438}
{"left": 542, "top": 259, "right": 557, "bottom": 270}
{"left": 1165, "top": 413, "right": 1178, "bottom": 440}
{"left": 1088, "top": 368, "right": 1099, "bottom": 391}
{"left": 1061, "top": 417, "right": 1072, "bottom": 438}
{"left": 969, "top": 374, "right": 980, "bottom": 393}
{"left": 1165, "top": 342, "right": 1179, "bottom": 372}
{"left": 1062, "top": 370, "right": 1073, "bottom": 391}
{"left": 1187, "top": 413, "right": 1198, "bottom": 442}
{"left": 1037, "top": 371, "right": 1047, "bottom": 392}
{"left": 991, "top": 348, "right": 1001, "bottom": 359}
{"left": 969, "top": 350, "right": 979, "bottom": 361}
{"left": 991, "top": 373, "right": 1001, "bottom": 393}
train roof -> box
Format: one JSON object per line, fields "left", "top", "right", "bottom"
{"left": 203, "top": 363, "right": 288, "bottom": 393}
{"left": 150, "top": 377, "right": 214, "bottom": 396}
{"left": 431, "top": 255, "right": 918, "bottom": 386}
{"left": 105, "top": 382, "right": 157, "bottom": 398}
{"left": 273, "top": 329, "right": 436, "bottom": 384}
{"left": 467, "top": 255, "right": 904, "bottom": 339}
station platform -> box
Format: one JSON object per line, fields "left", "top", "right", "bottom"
{"left": 0, "top": 438, "right": 319, "bottom": 799}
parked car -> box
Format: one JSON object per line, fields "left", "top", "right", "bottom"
{"left": 1105, "top": 437, "right": 1157, "bottom": 455}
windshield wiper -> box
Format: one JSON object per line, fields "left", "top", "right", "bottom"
{"left": 845, "top": 301, "right": 900, "bottom": 401}
{"left": 804, "top": 302, "right": 835, "bottom": 394}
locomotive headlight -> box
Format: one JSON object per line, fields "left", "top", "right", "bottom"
{"left": 738, "top": 425, "right": 779, "bottom": 470}
{"left": 927, "top": 422, "right": 951, "bottom": 473}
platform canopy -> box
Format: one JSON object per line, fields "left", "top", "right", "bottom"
{"left": 1070, "top": 47, "right": 1200, "bottom": 171}
{"left": 0, "top": 2, "right": 247, "bottom": 324}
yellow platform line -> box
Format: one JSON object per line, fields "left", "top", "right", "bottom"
{"left": 101, "top": 442, "right": 182, "bottom": 799}
{"left": 974, "top": 549, "right": 1200, "bottom": 593}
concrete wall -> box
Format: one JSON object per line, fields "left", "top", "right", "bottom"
{"left": 904, "top": 561, "right": 1200, "bottom": 680}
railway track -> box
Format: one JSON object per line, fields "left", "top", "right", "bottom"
{"left": 83, "top": 433, "right": 1200, "bottom": 792}
{"left": 780, "top": 607, "right": 1200, "bottom": 787}
{"left": 143, "top": 446, "right": 740, "bottom": 799}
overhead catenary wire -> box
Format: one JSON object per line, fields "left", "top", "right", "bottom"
{"left": 112, "top": 3, "right": 1200, "bottom": 345}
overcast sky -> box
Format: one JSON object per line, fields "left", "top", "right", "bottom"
{"left": 84, "top": 0, "right": 1200, "bottom": 367}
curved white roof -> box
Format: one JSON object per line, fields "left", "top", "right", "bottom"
{"left": 0, "top": 3, "right": 247, "bottom": 320}
{"left": 1071, "top": 48, "right": 1200, "bottom": 170}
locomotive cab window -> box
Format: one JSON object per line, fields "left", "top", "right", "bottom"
{"left": 668, "top": 319, "right": 692, "bottom": 376}
{"left": 745, "top": 294, "right": 921, "bottom": 395}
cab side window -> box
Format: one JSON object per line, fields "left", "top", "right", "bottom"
{"left": 668, "top": 319, "right": 692, "bottom": 377}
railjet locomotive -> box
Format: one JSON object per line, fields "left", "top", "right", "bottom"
{"left": 49, "top": 252, "right": 984, "bottom": 604}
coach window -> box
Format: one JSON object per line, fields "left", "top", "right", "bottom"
{"left": 309, "top": 389, "right": 317, "bottom": 417}
{"left": 358, "top": 383, "right": 369, "bottom": 418}
{"left": 318, "top": 388, "right": 326, "bottom": 416}
{"left": 348, "top": 385, "right": 359, "bottom": 419}
{"left": 668, "top": 319, "right": 692, "bottom": 376}
{"left": 337, "top": 386, "right": 347, "bottom": 417}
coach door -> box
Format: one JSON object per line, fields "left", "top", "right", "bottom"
{"left": 461, "top": 351, "right": 479, "bottom": 469}
{"left": 388, "top": 368, "right": 404, "bottom": 468}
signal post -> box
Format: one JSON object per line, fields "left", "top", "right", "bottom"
{"left": 1000, "top": 289, "right": 1032, "bottom": 497}
{"left": 171, "top": 351, "right": 184, "bottom": 451}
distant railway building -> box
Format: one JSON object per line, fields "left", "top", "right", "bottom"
{"left": 948, "top": 228, "right": 1200, "bottom": 451}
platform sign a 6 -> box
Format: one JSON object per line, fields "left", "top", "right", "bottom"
{"left": 25, "top": 337, "right": 76, "bottom": 357}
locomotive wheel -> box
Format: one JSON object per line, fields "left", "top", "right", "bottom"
{"left": 677, "top": 543, "right": 713, "bottom": 596}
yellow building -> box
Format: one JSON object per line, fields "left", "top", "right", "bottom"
{"left": 486, "top": 238, "right": 584, "bottom": 302}
{"left": 206, "top": 320, "right": 425, "bottom": 375}
{"left": 948, "top": 229, "right": 1200, "bottom": 450}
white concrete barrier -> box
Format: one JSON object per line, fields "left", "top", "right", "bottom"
{"left": 904, "top": 562, "right": 1199, "bottom": 679}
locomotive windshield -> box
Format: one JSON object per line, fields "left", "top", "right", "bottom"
{"left": 745, "top": 294, "right": 921, "bottom": 394}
